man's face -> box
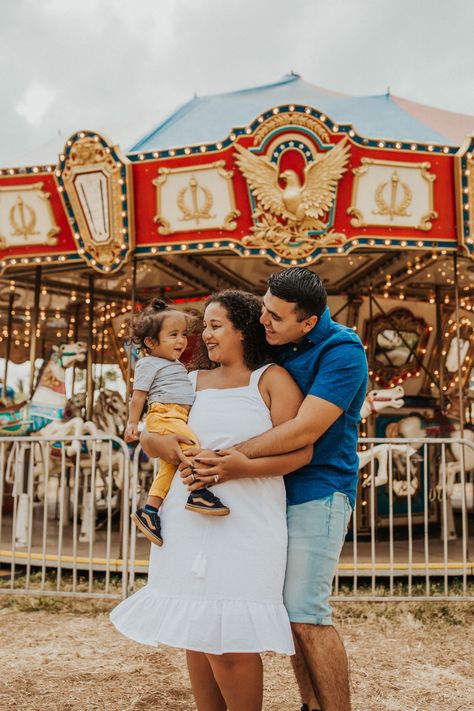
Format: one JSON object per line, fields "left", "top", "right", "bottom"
{"left": 260, "top": 290, "right": 318, "bottom": 346}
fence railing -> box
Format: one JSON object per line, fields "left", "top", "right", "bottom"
{"left": 1, "top": 435, "right": 473, "bottom": 601}
{"left": 0, "top": 435, "right": 130, "bottom": 599}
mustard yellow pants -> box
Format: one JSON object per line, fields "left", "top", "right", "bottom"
{"left": 145, "top": 402, "right": 198, "bottom": 499}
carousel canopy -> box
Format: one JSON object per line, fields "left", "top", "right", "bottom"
{"left": 129, "top": 73, "right": 474, "bottom": 153}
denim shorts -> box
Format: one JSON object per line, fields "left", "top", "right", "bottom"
{"left": 283, "top": 492, "right": 352, "bottom": 625}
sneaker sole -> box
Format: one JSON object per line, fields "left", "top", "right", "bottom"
{"left": 184, "top": 503, "right": 230, "bottom": 516}
{"left": 130, "top": 513, "right": 163, "bottom": 546}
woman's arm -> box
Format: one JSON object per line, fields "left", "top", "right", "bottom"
{"left": 184, "top": 365, "right": 313, "bottom": 486}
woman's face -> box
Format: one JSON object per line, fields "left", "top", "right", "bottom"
{"left": 202, "top": 302, "right": 244, "bottom": 365}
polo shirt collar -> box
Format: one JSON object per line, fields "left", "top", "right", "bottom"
{"left": 306, "top": 306, "right": 331, "bottom": 345}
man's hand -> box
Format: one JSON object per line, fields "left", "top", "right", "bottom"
{"left": 181, "top": 448, "right": 251, "bottom": 490}
{"left": 140, "top": 430, "right": 195, "bottom": 467}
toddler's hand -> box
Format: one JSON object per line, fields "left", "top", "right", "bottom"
{"left": 125, "top": 423, "right": 140, "bottom": 442}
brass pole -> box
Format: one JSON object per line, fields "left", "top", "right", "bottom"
{"left": 435, "top": 285, "right": 445, "bottom": 412}
{"left": 70, "top": 302, "right": 80, "bottom": 394}
{"left": 86, "top": 274, "right": 95, "bottom": 421}
{"left": 28, "top": 266, "right": 42, "bottom": 397}
{"left": 1, "top": 291, "right": 15, "bottom": 403}
{"left": 453, "top": 253, "right": 465, "bottom": 435}
{"left": 125, "top": 258, "right": 137, "bottom": 421}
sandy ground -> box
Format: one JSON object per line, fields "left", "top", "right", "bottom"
{"left": 0, "top": 598, "right": 473, "bottom": 711}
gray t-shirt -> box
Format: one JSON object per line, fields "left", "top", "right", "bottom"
{"left": 133, "top": 356, "right": 195, "bottom": 406}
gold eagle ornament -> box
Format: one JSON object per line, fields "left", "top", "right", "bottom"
{"left": 234, "top": 138, "right": 351, "bottom": 232}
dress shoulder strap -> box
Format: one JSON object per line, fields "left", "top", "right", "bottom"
{"left": 249, "top": 363, "right": 275, "bottom": 389}
{"left": 188, "top": 369, "right": 198, "bottom": 391}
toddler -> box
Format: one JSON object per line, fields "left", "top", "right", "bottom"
{"left": 125, "top": 298, "right": 229, "bottom": 546}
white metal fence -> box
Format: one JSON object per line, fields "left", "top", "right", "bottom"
{"left": 0, "top": 435, "right": 130, "bottom": 599}
{"left": 1, "top": 435, "right": 473, "bottom": 601}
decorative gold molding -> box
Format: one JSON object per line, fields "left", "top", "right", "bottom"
{"left": 364, "top": 308, "right": 430, "bottom": 387}
{"left": 253, "top": 112, "right": 330, "bottom": 146}
{"left": 153, "top": 160, "right": 239, "bottom": 235}
{"left": 60, "top": 135, "right": 134, "bottom": 271}
{"left": 235, "top": 131, "right": 350, "bottom": 259}
{"left": 0, "top": 182, "right": 60, "bottom": 248}
{"left": 348, "top": 158, "right": 437, "bottom": 231}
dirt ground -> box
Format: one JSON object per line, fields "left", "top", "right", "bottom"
{"left": 0, "top": 597, "right": 473, "bottom": 711}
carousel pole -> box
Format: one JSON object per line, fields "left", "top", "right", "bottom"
{"left": 368, "top": 287, "right": 375, "bottom": 389}
{"left": 28, "top": 266, "right": 42, "bottom": 397}
{"left": 1, "top": 290, "right": 15, "bottom": 403}
{"left": 434, "top": 285, "right": 445, "bottom": 412}
{"left": 125, "top": 258, "right": 137, "bottom": 422}
{"left": 70, "top": 302, "right": 80, "bottom": 394}
{"left": 453, "top": 253, "right": 465, "bottom": 435}
{"left": 86, "top": 274, "right": 95, "bottom": 422}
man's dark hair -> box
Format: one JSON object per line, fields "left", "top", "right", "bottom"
{"left": 267, "top": 267, "right": 327, "bottom": 321}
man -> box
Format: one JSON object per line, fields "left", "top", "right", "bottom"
{"left": 141, "top": 267, "right": 368, "bottom": 711}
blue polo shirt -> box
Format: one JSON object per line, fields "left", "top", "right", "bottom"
{"left": 277, "top": 307, "right": 368, "bottom": 508}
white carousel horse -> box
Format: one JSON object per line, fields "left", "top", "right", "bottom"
{"left": 386, "top": 414, "right": 474, "bottom": 538}
{"left": 0, "top": 341, "right": 87, "bottom": 435}
{"left": 360, "top": 385, "right": 405, "bottom": 419}
{"left": 359, "top": 443, "right": 417, "bottom": 492}
{"left": 358, "top": 386, "right": 422, "bottom": 494}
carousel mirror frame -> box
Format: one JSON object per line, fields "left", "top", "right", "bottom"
{"left": 422, "top": 312, "right": 474, "bottom": 395}
{"left": 364, "top": 307, "right": 430, "bottom": 387}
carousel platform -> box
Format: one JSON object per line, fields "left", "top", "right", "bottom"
{"left": 1, "top": 513, "right": 473, "bottom": 578}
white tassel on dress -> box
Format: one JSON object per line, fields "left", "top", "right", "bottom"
{"left": 191, "top": 551, "right": 207, "bottom": 578}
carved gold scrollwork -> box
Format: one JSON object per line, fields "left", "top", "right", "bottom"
{"left": 348, "top": 158, "right": 437, "bottom": 231}
{"left": 235, "top": 131, "right": 350, "bottom": 259}
{"left": 60, "top": 134, "right": 134, "bottom": 270}
{"left": 373, "top": 171, "right": 412, "bottom": 219}
{"left": 9, "top": 195, "right": 39, "bottom": 237}
{"left": 0, "top": 182, "right": 59, "bottom": 247}
{"left": 177, "top": 177, "right": 215, "bottom": 223}
{"left": 253, "top": 112, "right": 330, "bottom": 146}
{"left": 153, "top": 161, "right": 239, "bottom": 235}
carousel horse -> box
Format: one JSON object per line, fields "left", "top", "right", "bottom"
{"left": 358, "top": 386, "right": 420, "bottom": 493}
{"left": 360, "top": 385, "right": 405, "bottom": 419}
{"left": 0, "top": 341, "right": 87, "bottom": 435}
{"left": 382, "top": 413, "right": 474, "bottom": 538}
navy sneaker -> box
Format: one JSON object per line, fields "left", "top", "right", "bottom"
{"left": 131, "top": 506, "right": 163, "bottom": 545}
{"left": 185, "top": 487, "right": 230, "bottom": 516}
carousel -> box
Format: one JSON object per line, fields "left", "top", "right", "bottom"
{"left": 0, "top": 74, "right": 473, "bottom": 599}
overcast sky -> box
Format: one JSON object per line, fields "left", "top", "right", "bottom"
{"left": 1, "top": 0, "right": 474, "bottom": 165}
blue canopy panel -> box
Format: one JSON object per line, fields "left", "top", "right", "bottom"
{"left": 129, "top": 74, "right": 471, "bottom": 153}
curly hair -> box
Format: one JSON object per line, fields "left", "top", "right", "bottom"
{"left": 128, "top": 298, "right": 184, "bottom": 355}
{"left": 193, "top": 290, "right": 271, "bottom": 371}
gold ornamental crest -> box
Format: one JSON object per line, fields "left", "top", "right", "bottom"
{"left": 234, "top": 122, "right": 350, "bottom": 259}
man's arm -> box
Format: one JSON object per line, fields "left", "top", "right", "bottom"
{"left": 236, "top": 394, "right": 342, "bottom": 457}
{"left": 238, "top": 341, "right": 367, "bottom": 458}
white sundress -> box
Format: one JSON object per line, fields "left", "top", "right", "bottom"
{"left": 110, "top": 364, "right": 294, "bottom": 655}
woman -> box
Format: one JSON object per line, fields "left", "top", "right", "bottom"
{"left": 111, "top": 290, "right": 311, "bottom": 711}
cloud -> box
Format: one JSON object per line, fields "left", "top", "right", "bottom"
{"left": 15, "top": 82, "right": 56, "bottom": 125}
{"left": 1, "top": 0, "right": 474, "bottom": 165}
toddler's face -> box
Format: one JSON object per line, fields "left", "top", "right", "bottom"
{"left": 146, "top": 313, "right": 188, "bottom": 361}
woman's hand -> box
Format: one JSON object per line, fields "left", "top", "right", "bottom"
{"left": 181, "top": 448, "right": 251, "bottom": 490}
{"left": 124, "top": 423, "right": 139, "bottom": 443}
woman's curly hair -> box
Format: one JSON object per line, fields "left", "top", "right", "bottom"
{"left": 193, "top": 289, "right": 271, "bottom": 370}
{"left": 128, "top": 298, "right": 182, "bottom": 355}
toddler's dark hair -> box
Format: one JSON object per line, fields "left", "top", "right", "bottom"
{"left": 129, "top": 298, "right": 182, "bottom": 355}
